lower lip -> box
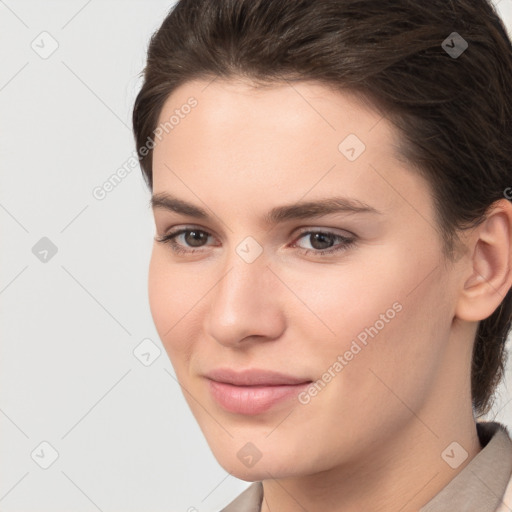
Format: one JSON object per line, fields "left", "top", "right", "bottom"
{"left": 207, "top": 379, "right": 311, "bottom": 415}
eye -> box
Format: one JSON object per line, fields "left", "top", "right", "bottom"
{"left": 291, "top": 229, "right": 356, "bottom": 256}
{"left": 154, "top": 227, "right": 356, "bottom": 257}
{"left": 154, "top": 227, "right": 214, "bottom": 255}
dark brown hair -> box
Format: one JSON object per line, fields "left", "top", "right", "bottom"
{"left": 132, "top": 0, "right": 512, "bottom": 417}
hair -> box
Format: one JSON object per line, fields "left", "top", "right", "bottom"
{"left": 132, "top": 0, "right": 512, "bottom": 417}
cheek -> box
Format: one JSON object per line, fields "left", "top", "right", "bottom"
{"left": 277, "top": 251, "right": 405, "bottom": 349}
{"left": 147, "top": 249, "right": 200, "bottom": 365}
{"left": 148, "top": 250, "right": 171, "bottom": 338}
{"left": 285, "top": 247, "right": 448, "bottom": 397}
{"left": 327, "top": 286, "right": 450, "bottom": 445}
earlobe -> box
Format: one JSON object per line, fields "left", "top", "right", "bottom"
{"left": 455, "top": 199, "right": 512, "bottom": 322}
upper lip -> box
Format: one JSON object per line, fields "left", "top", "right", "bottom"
{"left": 205, "top": 368, "right": 312, "bottom": 386}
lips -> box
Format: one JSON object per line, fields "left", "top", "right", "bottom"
{"left": 204, "top": 367, "right": 312, "bottom": 386}
{"left": 204, "top": 367, "right": 313, "bottom": 415}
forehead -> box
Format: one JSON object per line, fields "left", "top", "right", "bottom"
{"left": 156, "top": 78, "right": 390, "bottom": 143}
{"left": 153, "top": 77, "right": 397, "bottom": 177}
{"left": 150, "top": 78, "right": 435, "bottom": 229}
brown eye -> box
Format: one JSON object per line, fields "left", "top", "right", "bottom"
{"left": 293, "top": 230, "right": 356, "bottom": 256}
{"left": 307, "top": 232, "right": 336, "bottom": 250}
{"left": 183, "top": 230, "right": 209, "bottom": 247}
{"left": 154, "top": 227, "right": 214, "bottom": 254}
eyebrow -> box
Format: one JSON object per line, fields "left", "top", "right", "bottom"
{"left": 150, "top": 192, "right": 381, "bottom": 225}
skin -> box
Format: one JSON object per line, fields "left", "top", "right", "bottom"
{"left": 148, "top": 77, "right": 512, "bottom": 512}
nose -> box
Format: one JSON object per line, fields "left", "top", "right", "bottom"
{"left": 204, "top": 244, "right": 286, "bottom": 348}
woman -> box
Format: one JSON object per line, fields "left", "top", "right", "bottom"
{"left": 132, "top": 0, "right": 512, "bottom": 510}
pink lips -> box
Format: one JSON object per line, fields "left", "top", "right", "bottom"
{"left": 205, "top": 368, "right": 312, "bottom": 415}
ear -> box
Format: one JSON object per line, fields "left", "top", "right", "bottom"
{"left": 454, "top": 198, "right": 512, "bottom": 322}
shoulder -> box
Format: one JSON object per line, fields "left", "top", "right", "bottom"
{"left": 495, "top": 473, "right": 512, "bottom": 512}
{"left": 481, "top": 421, "right": 512, "bottom": 512}
{"left": 218, "top": 481, "right": 263, "bottom": 512}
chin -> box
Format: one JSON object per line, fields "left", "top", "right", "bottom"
{"left": 212, "top": 448, "right": 303, "bottom": 481}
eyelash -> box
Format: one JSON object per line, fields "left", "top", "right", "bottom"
{"left": 154, "top": 227, "right": 356, "bottom": 257}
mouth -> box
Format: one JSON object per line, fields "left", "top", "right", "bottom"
{"left": 204, "top": 368, "right": 313, "bottom": 415}
{"left": 204, "top": 367, "right": 312, "bottom": 386}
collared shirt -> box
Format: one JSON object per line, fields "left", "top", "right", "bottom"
{"left": 219, "top": 421, "right": 512, "bottom": 512}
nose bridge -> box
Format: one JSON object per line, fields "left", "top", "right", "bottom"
{"left": 214, "top": 238, "right": 268, "bottom": 314}
{"left": 205, "top": 235, "right": 284, "bottom": 344}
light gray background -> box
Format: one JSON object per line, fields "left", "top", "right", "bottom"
{"left": 1, "top": 1, "right": 511, "bottom": 511}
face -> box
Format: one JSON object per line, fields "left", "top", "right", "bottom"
{"left": 148, "top": 78, "right": 463, "bottom": 480}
